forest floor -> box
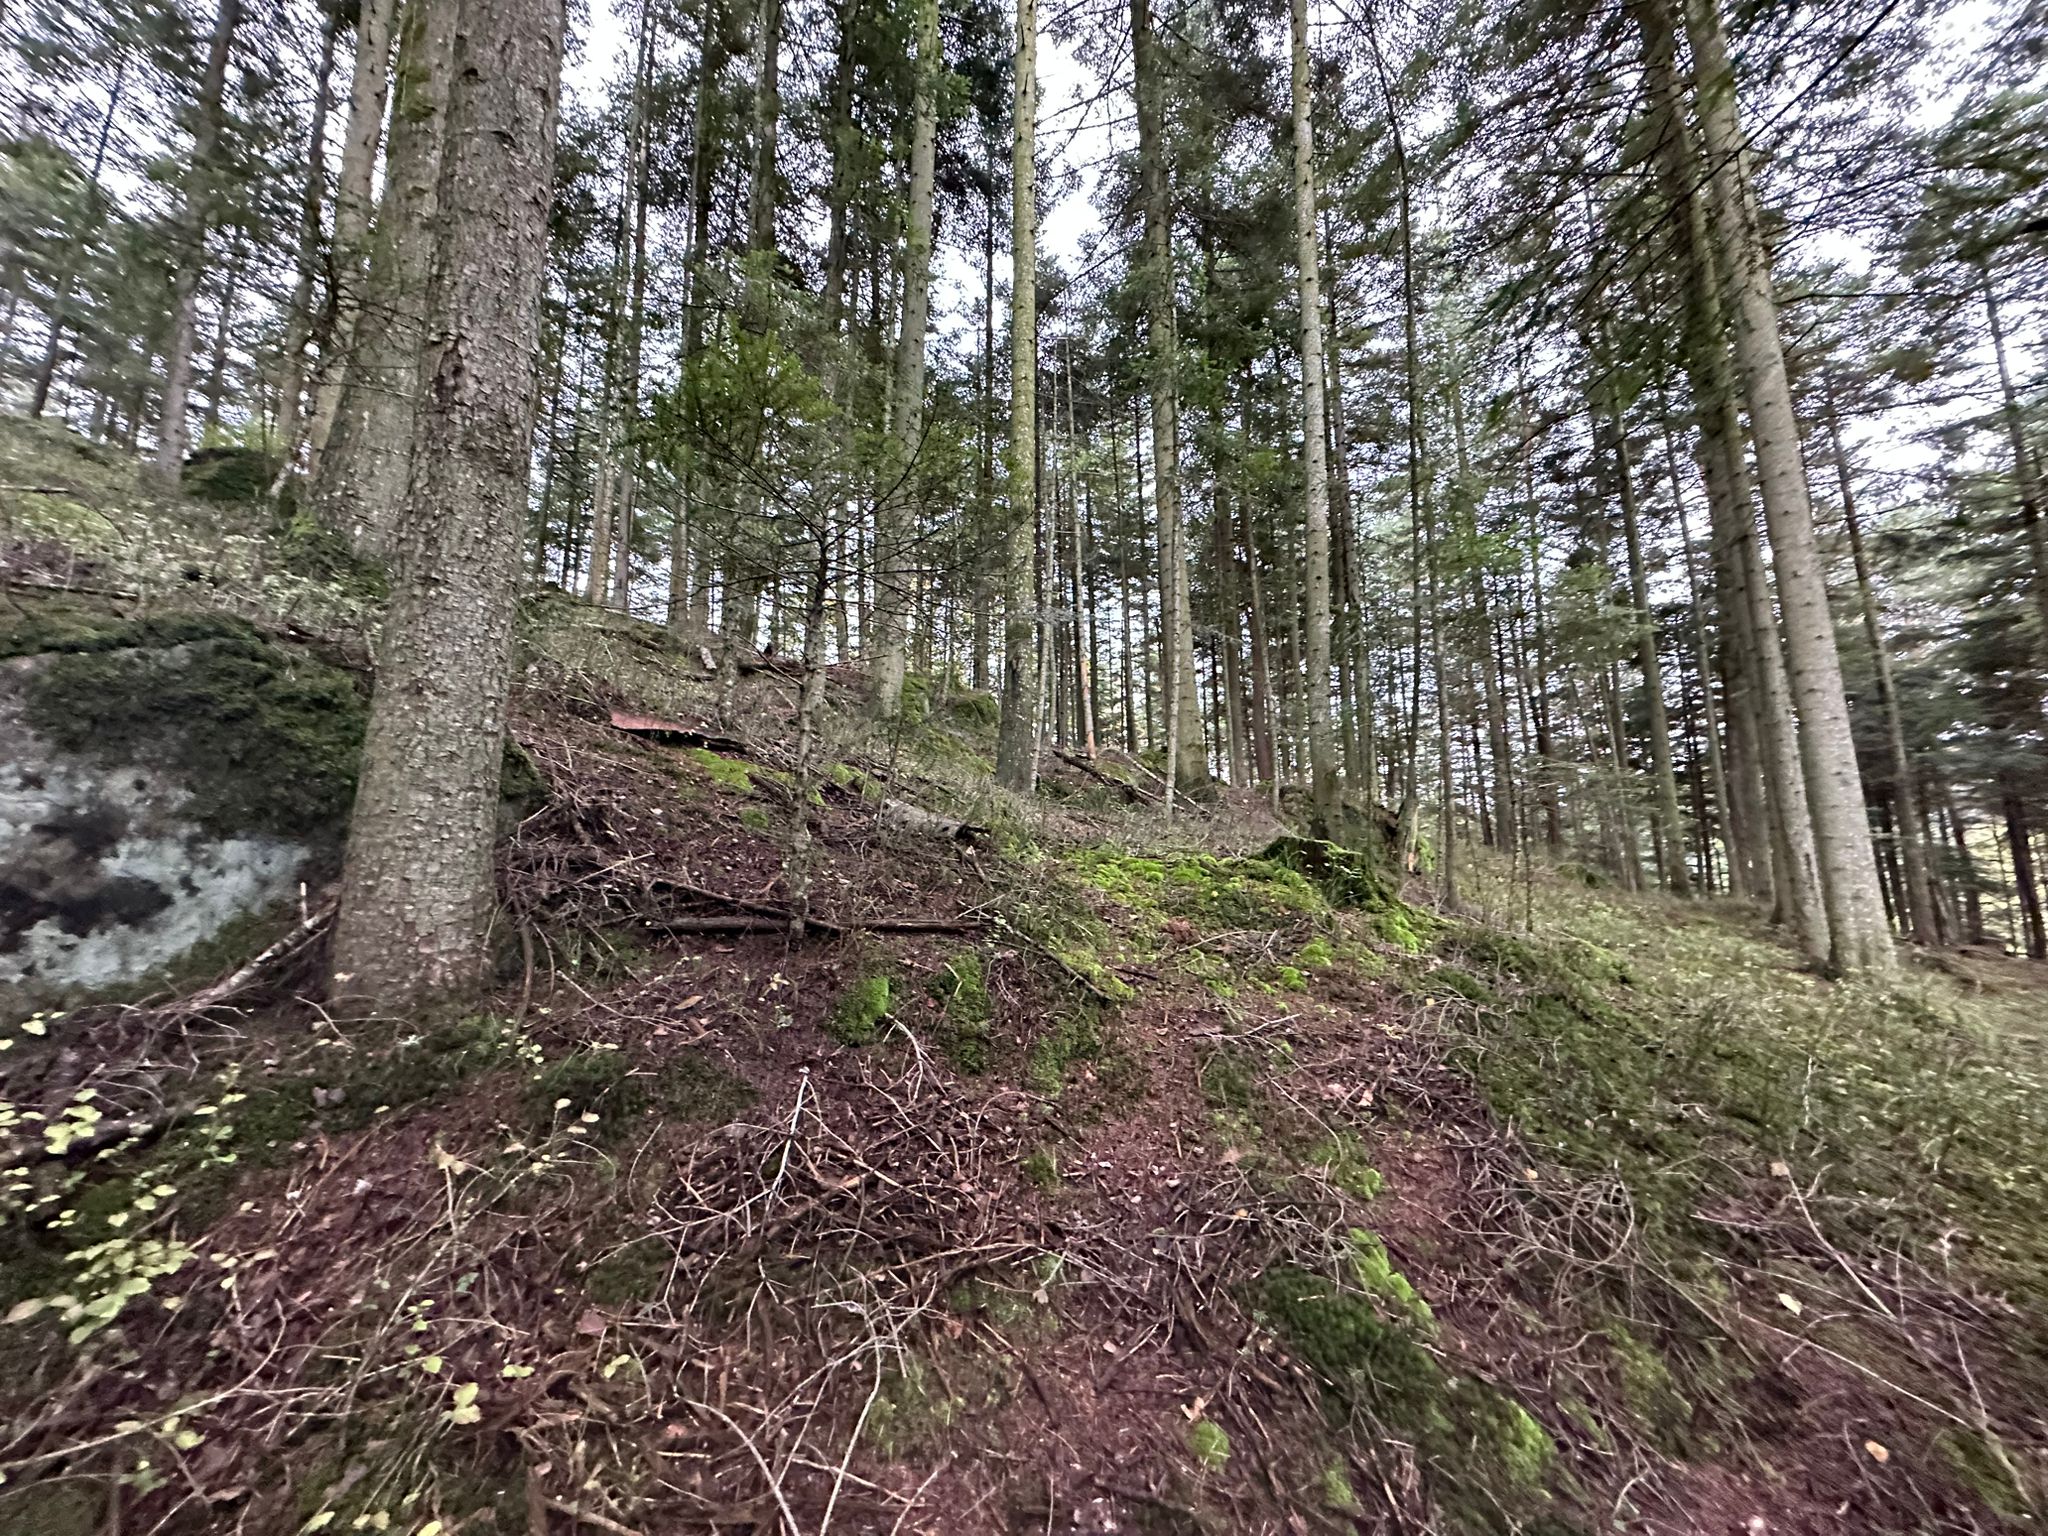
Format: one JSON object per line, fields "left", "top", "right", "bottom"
{"left": 3, "top": 418, "right": 2048, "bottom": 1535}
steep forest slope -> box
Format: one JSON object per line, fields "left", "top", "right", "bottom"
{"left": 3, "top": 422, "right": 2047, "bottom": 1535}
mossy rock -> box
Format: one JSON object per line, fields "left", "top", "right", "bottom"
{"left": 180, "top": 444, "right": 279, "bottom": 505}
{"left": 14, "top": 614, "right": 366, "bottom": 840}
{"left": 1259, "top": 836, "right": 1398, "bottom": 912}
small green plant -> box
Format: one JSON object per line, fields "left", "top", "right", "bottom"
{"left": 1021, "top": 1149, "right": 1059, "bottom": 1191}
{"left": 1188, "top": 1417, "right": 1230, "bottom": 1472}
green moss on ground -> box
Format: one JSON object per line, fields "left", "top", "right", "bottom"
{"left": 687, "top": 747, "right": 756, "bottom": 793}
{"left": 1070, "top": 848, "right": 1327, "bottom": 933}
{"left": 1025, "top": 1003, "right": 1105, "bottom": 1095}
{"left": 655, "top": 1052, "right": 757, "bottom": 1124}
{"left": 1188, "top": 1417, "right": 1231, "bottom": 1472}
{"left": 927, "top": 951, "right": 994, "bottom": 1072}
{"left": 865, "top": 1356, "right": 970, "bottom": 1459}
{"left": 827, "top": 974, "right": 893, "bottom": 1046}
{"left": 1307, "top": 1134, "right": 1385, "bottom": 1201}
{"left": 1259, "top": 1237, "right": 1560, "bottom": 1534}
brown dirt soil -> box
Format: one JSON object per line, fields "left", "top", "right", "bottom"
{"left": 0, "top": 673, "right": 2036, "bottom": 1536}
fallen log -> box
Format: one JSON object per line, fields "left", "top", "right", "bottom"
{"left": 877, "top": 798, "right": 993, "bottom": 846}
{"left": 607, "top": 709, "right": 748, "bottom": 754}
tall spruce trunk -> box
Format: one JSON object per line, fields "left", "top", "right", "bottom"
{"left": 670, "top": 21, "right": 722, "bottom": 634}
{"left": 331, "top": 0, "right": 564, "bottom": 1011}
{"left": 152, "top": 0, "right": 242, "bottom": 482}
{"left": 1682, "top": 0, "right": 1890, "bottom": 972}
{"left": 266, "top": 4, "right": 341, "bottom": 486}
{"left": 303, "top": 0, "right": 399, "bottom": 481}
{"left": 1365, "top": 8, "right": 1424, "bottom": 863}
{"left": 608, "top": 1, "right": 659, "bottom": 614}
{"left": 1131, "top": 0, "right": 1201, "bottom": 793}
{"left": 1602, "top": 380, "right": 1690, "bottom": 894}
{"left": 1288, "top": 0, "right": 1337, "bottom": 832}
{"left": 312, "top": 0, "right": 456, "bottom": 555}
{"left": 1635, "top": 0, "right": 1820, "bottom": 944}
{"left": 1981, "top": 264, "right": 2048, "bottom": 666}
{"left": 1661, "top": 405, "right": 1737, "bottom": 888}
{"left": 1822, "top": 382, "right": 1936, "bottom": 944}
{"left": 28, "top": 60, "right": 126, "bottom": 419}
{"left": 873, "top": 0, "right": 940, "bottom": 717}
{"left": 993, "top": 0, "right": 1041, "bottom": 790}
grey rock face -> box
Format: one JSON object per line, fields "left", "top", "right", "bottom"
{"left": 1, "top": 663, "right": 312, "bottom": 1022}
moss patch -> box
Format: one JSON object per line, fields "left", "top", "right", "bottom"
{"left": 1259, "top": 1239, "right": 1558, "bottom": 1533}
{"left": 1070, "top": 848, "right": 1327, "bottom": 933}
{"left": 827, "top": 974, "right": 893, "bottom": 1046}
{"left": 927, "top": 951, "right": 994, "bottom": 1072}
{"left": 15, "top": 615, "right": 366, "bottom": 840}
{"left": 687, "top": 747, "right": 756, "bottom": 794}
{"left": 1025, "top": 1003, "right": 1105, "bottom": 1095}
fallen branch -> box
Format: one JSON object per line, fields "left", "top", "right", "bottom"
{"left": 650, "top": 913, "right": 987, "bottom": 940}
{"left": 1052, "top": 749, "right": 1150, "bottom": 804}
{"left": 167, "top": 903, "right": 335, "bottom": 1018}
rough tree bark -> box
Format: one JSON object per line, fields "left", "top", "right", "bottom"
{"left": 873, "top": 0, "right": 940, "bottom": 717}
{"left": 152, "top": 0, "right": 242, "bottom": 482}
{"left": 1683, "top": 0, "right": 1891, "bottom": 973}
{"left": 1288, "top": 0, "right": 1338, "bottom": 833}
{"left": 993, "top": 0, "right": 1040, "bottom": 790}
{"left": 311, "top": 0, "right": 456, "bottom": 556}
{"left": 330, "top": 0, "right": 564, "bottom": 1012}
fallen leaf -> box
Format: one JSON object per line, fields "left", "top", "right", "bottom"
{"left": 1776, "top": 1293, "right": 1803, "bottom": 1316}
{"left": 576, "top": 1309, "right": 607, "bottom": 1336}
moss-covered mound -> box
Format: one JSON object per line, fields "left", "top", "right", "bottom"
{"left": 10, "top": 612, "right": 367, "bottom": 841}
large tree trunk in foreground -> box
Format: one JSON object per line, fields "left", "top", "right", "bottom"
{"left": 311, "top": 0, "right": 456, "bottom": 555}
{"left": 1288, "top": 0, "right": 1337, "bottom": 834}
{"left": 1683, "top": 0, "right": 1890, "bottom": 974}
{"left": 153, "top": 0, "right": 242, "bottom": 483}
{"left": 331, "top": 0, "right": 564, "bottom": 1012}
{"left": 993, "top": 0, "right": 1040, "bottom": 791}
